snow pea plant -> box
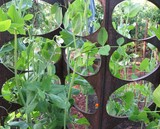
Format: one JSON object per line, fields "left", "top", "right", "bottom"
{"left": 128, "top": 25, "right": 160, "bottom": 129}
{"left": 0, "top": 0, "right": 110, "bottom": 129}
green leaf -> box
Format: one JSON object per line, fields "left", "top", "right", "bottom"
{"left": 33, "top": 123, "right": 43, "bottom": 129}
{"left": 10, "top": 23, "right": 24, "bottom": 28}
{"left": 117, "top": 37, "right": 125, "bottom": 46}
{"left": 117, "top": 46, "right": 127, "bottom": 56}
{"left": 72, "top": 13, "right": 82, "bottom": 34}
{"left": 36, "top": 101, "right": 49, "bottom": 113}
{"left": 147, "top": 121, "right": 158, "bottom": 129}
{"left": 7, "top": 5, "right": 25, "bottom": 35}
{"left": 0, "top": 20, "right": 11, "bottom": 32}
{"left": 55, "top": 7, "right": 62, "bottom": 25}
{"left": 9, "top": 121, "right": 29, "bottom": 129}
{"left": 8, "top": 23, "right": 26, "bottom": 35}
{"left": 151, "top": 26, "right": 160, "bottom": 40}
{"left": 129, "top": 107, "right": 140, "bottom": 121}
{"left": 60, "top": 30, "right": 73, "bottom": 46}
{"left": 112, "top": 22, "right": 116, "bottom": 29}
{"left": 49, "top": 94, "right": 68, "bottom": 109}
{"left": 7, "top": 5, "right": 24, "bottom": 24}
{"left": 72, "top": 88, "right": 80, "bottom": 95}
{"left": 41, "top": 76, "right": 52, "bottom": 91}
{"left": 75, "top": 117, "right": 90, "bottom": 126}
{"left": 153, "top": 85, "right": 160, "bottom": 107}
{"left": 106, "top": 100, "right": 119, "bottom": 116}
{"left": 50, "top": 85, "right": 65, "bottom": 95}
{"left": 122, "top": 91, "right": 134, "bottom": 109}
{"left": 139, "top": 58, "right": 149, "bottom": 71}
{"left": 0, "top": 43, "right": 13, "bottom": 55}
{"left": 129, "top": 107, "right": 149, "bottom": 123}
{"left": 99, "top": 45, "right": 110, "bottom": 56}
{"left": 63, "top": 11, "right": 69, "bottom": 29}
{"left": 25, "top": 81, "right": 39, "bottom": 91}
{"left": 98, "top": 27, "right": 108, "bottom": 46}
{"left": 25, "top": 101, "right": 38, "bottom": 114}
{"left": 81, "top": 42, "right": 96, "bottom": 53}
{"left": 138, "top": 111, "right": 149, "bottom": 123}
{"left": 24, "top": 90, "right": 38, "bottom": 113}
{"left": 128, "top": 5, "right": 141, "bottom": 18}
{"left": 24, "top": 14, "right": 33, "bottom": 21}
{"left": 38, "top": 89, "right": 45, "bottom": 100}
{"left": 147, "top": 43, "right": 156, "bottom": 51}
{"left": 51, "top": 3, "right": 59, "bottom": 13}
{"left": 0, "top": 9, "right": 7, "bottom": 21}
{"left": 51, "top": 3, "right": 62, "bottom": 25}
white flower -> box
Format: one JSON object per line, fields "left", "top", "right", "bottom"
{"left": 55, "top": 36, "right": 64, "bottom": 46}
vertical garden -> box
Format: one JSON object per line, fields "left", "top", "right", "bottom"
{"left": 0, "top": 0, "right": 160, "bottom": 129}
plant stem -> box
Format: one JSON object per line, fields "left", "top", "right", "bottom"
{"left": 14, "top": 30, "right": 18, "bottom": 86}
{"left": 64, "top": 61, "right": 77, "bottom": 129}
{"left": 72, "top": 34, "right": 77, "bottom": 49}
{"left": 64, "top": 108, "right": 67, "bottom": 129}
{"left": 67, "top": 48, "right": 71, "bottom": 75}
{"left": 68, "top": 62, "right": 77, "bottom": 100}
{"left": 26, "top": 113, "right": 31, "bottom": 126}
{"left": 14, "top": 30, "right": 25, "bottom": 105}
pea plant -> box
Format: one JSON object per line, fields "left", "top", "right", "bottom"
{"left": 128, "top": 84, "right": 160, "bottom": 129}
{"left": 112, "top": 0, "right": 160, "bottom": 39}
{"left": 107, "top": 35, "right": 159, "bottom": 121}
{"left": 106, "top": 0, "right": 160, "bottom": 119}
{"left": 0, "top": 0, "right": 110, "bottom": 129}
{"left": 127, "top": 22, "right": 160, "bottom": 129}
{"left": 109, "top": 41, "right": 159, "bottom": 80}
{"left": 107, "top": 81, "right": 153, "bottom": 117}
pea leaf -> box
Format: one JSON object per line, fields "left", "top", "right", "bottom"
{"left": 139, "top": 58, "right": 149, "bottom": 71}
{"left": 60, "top": 30, "right": 73, "bottom": 46}
{"left": 7, "top": 5, "right": 24, "bottom": 24}
{"left": 0, "top": 43, "right": 13, "bottom": 55}
{"left": 75, "top": 117, "right": 90, "bottom": 126}
{"left": 147, "top": 121, "right": 158, "bottom": 129}
{"left": 117, "top": 37, "right": 125, "bottom": 46}
{"left": 9, "top": 121, "right": 29, "bottom": 129}
{"left": 122, "top": 91, "right": 134, "bottom": 109}
{"left": 25, "top": 101, "right": 38, "bottom": 114}
{"left": 151, "top": 26, "right": 160, "bottom": 40}
{"left": 98, "top": 27, "right": 108, "bottom": 46}
{"left": 51, "top": 3, "right": 59, "bottom": 13}
{"left": 7, "top": 5, "right": 25, "bottom": 34}
{"left": 55, "top": 7, "right": 62, "bottom": 25}
{"left": 33, "top": 123, "right": 43, "bottom": 129}
{"left": 0, "top": 20, "right": 11, "bottom": 32}
{"left": 0, "top": 8, "right": 7, "bottom": 21}
{"left": 99, "top": 45, "right": 110, "bottom": 56}
{"left": 147, "top": 43, "right": 156, "bottom": 51}
{"left": 72, "top": 13, "right": 82, "bottom": 34}
{"left": 63, "top": 11, "right": 69, "bottom": 29}
{"left": 49, "top": 94, "right": 68, "bottom": 109}
{"left": 153, "top": 85, "right": 160, "bottom": 107}
{"left": 24, "top": 14, "right": 33, "bottom": 21}
{"left": 128, "top": 4, "right": 141, "bottom": 18}
{"left": 81, "top": 42, "right": 95, "bottom": 53}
